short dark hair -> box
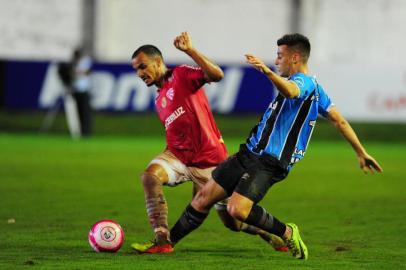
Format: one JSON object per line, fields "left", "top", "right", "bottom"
{"left": 277, "top": 33, "right": 311, "bottom": 62}
{"left": 131, "top": 45, "right": 163, "bottom": 60}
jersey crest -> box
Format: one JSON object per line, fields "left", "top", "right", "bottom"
{"left": 161, "top": 96, "right": 167, "bottom": 108}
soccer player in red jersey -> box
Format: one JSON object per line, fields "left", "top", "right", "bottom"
{"left": 130, "top": 32, "right": 287, "bottom": 254}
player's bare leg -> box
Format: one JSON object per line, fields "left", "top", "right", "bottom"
{"left": 141, "top": 164, "right": 171, "bottom": 245}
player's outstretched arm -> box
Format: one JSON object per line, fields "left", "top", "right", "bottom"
{"left": 327, "top": 106, "right": 383, "bottom": 174}
{"left": 174, "top": 32, "right": 223, "bottom": 82}
{"left": 245, "top": 54, "right": 299, "bottom": 98}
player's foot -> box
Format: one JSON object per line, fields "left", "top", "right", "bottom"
{"left": 143, "top": 243, "right": 174, "bottom": 254}
{"left": 131, "top": 240, "right": 174, "bottom": 254}
{"left": 284, "top": 223, "right": 308, "bottom": 260}
{"left": 259, "top": 233, "right": 289, "bottom": 252}
{"left": 131, "top": 240, "right": 154, "bottom": 253}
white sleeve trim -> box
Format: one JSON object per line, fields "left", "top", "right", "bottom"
{"left": 326, "top": 103, "right": 335, "bottom": 112}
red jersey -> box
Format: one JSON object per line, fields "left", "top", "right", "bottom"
{"left": 155, "top": 65, "right": 227, "bottom": 168}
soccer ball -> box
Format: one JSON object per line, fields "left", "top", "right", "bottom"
{"left": 88, "top": 220, "right": 124, "bottom": 252}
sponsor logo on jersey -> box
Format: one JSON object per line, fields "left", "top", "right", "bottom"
{"left": 166, "top": 88, "right": 174, "bottom": 101}
{"left": 165, "top": 106, "right": 185, "bottom": 129}
{"left": 240, "top": 173, "right": 250, "bottom": 181}
{"left": 315, "top": 92, "right": 320, "bottom": 101}
{"left": 293, "top": 147, "right": 306, "bottom": 157}
{"left": 290, "top": 148, "right": 306, "bottom": 165}
{"left": 270, "top": 101, "right": 278, "bottom": 110}
{"left": 290, "top": 156, "right": 301, "bottom": 165}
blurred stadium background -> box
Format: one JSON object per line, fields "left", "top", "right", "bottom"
{"left": 1, "top": 1, "right": 405, "bottom": 269}
{"left": 1, "top": 0, "right": 405, "bottom": 137}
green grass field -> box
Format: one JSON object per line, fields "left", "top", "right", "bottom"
{"left": 0, "top": 134, "right": 405, "bottom": 269}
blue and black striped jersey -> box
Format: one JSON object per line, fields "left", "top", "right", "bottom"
{"left": 245, "top": 73, "right": 334, "bottom": 170}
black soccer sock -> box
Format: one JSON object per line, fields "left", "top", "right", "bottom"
{"left": 170, "top": 204, "right": 209, "bottom": 245}
{"left": 244, "top": 205, "right": 286, "bottom": 238}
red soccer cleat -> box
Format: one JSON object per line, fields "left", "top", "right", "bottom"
{"left": 275, "top": 246, "right": 289, "bottom": 252}
{"left": 143, "top": 243, "right": 174, "bottom": 254}
{"left": 260, "top": 233, "right": 289, "bottom": 252}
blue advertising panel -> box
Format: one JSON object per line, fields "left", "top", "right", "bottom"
{"left": 4, "top": 60, "right": 276, "bottom": 113}
{"left": 5, "top": 61, "right": 48, "bottom": 109}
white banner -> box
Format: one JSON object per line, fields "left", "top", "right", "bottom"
{"left": 313, "top": 63, "right": 406, "bottom": 122}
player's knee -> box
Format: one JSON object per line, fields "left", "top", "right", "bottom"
{"left": 141, "top": 171, "right": 163, "bottom": 189}
{"left": 214, "top": 204, "right": 242, "bottom": 232}
{"left": 227, "top": 203, "right": 250, "bottom": 222}
{"left": 141, "top": 164, "right": 169, "bottom": 188}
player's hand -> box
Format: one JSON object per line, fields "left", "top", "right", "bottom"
{"left": 245, "top": 54, "right": 272, "bottom": 75}
{"left": 358, "top": 153, "right": 383, "bottom": 174}
{"left": 174, "top": 32, "right": 193, "bottom": 52}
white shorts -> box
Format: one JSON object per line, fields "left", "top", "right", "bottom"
{"left": 149, "top": 149, "right": 215, "bottom": 188}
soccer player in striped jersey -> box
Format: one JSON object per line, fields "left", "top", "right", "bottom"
{"left": 131, "top": 32, "right": 288, "bottom": 254}
{"left": 158, "top": 33, "right": 383, "bottom": 259}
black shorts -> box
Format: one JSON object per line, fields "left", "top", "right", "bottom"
{"left": 212, "top": 144, "right": 288, "bottom": 203}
